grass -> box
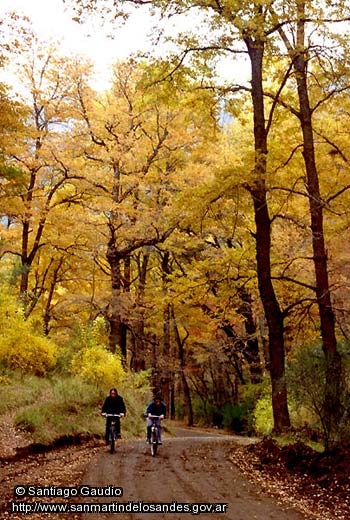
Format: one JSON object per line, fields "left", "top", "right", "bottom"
{"left": 0, "top": 372, "right": 49, "bottom": 415}
{"left": 1, "top": 370, "right": 152, "bottom": 446}
{"left": 15, "top": 402, "right": 103, "bottom": 444}
{"left": 272, "top": 434, "right": 324, "bottom": 452}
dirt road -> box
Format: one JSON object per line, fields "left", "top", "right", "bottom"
{"left": 81, "top": 428, "right": 307, "bottom": 520}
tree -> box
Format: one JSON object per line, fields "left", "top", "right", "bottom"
{"left": 70, "top": 0, "right": 350, "bottom": 436}
{"left": 70, "top": 59, "right": 219, "bottom": 362}
{"left": 0, "top": 26, "right": 96, "bottom": 318}
{"left": 66, "top": 0, "right": 292, "bottom": 431}
{"left": 268, "top": 0, "right": 350, "bottom": 447}
{"left": 242, "top": 11, "right": 290, "bottom": 430}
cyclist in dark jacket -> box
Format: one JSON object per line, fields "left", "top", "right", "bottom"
{"left": 101, "top": 388, "right": 126, "bottom": 443}
{"left": 146, "top": 396, "right": 166, "bottom": 443}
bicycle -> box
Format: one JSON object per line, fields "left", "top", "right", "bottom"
{"left": 102, "top": 413, "right": 123, "bottom": 454}
{"left": 148, "top": 414, "right": 163, "bottom": 457}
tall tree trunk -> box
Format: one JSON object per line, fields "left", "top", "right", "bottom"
{"left": 20, "top": 223, "right": 30, "bottom": 299}
{"left": 130, "top": 250, "right": 149, "bottom": 371}
{"left": 106, "top": 244, "right": 125, "bottom": 357}
{"left": 272, "top": 0, "right": 342, "bottom": 447}
{"left": 162, "top": 310, "right": 173, "bottom": 407}
{"left": 120, "top": 256, "right": 131, "bottom": 362}
{"left": 238, "top": 288, "right": 263, "bottom": 384}
{"left": 43, "top": 257, "right": 64, "bottom": 335}
{"left": 244, "top": 34, "right": 290, "bottom": 432}
{"left": 291, "top": 3, "right": 341, "bottom": 448}
{"left": 172, "top": 305, "right": 194, "bottom": 427}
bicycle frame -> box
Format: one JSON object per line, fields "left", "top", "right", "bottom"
{"left": 148, "top": 415, "right": 162, "bottom": 457}
{"left": 104, "top": 413, "right": 121, "bottom": 454}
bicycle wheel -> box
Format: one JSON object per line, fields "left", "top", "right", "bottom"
{"left": 110, "top": 425, "right": 115, "bottom": 454}
{"left": 150, "top": 427, "right": 158, "bottom": 457}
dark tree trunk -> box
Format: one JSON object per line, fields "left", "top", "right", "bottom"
{"left": 130, "top": 251, "right": 150, "bottom": 371}
{"left": 291, "top": 3, "right": 341, "bottom": 447}
{"left": 107, "top": 234, "right": 172, "bottom": 364}
{"left": 43, "top": 257, "right": 64, "bottom": 335}
{"left": 244, "top": 34, "right": 290, "bottom": 432}
{"left": 238, "top": 288, "right": 263, "bottom": 384}
{"left": 161, "top": 253, "right": 175, "bottom": 414}
{"left": 170, "top": 382, "right": 176, "bottom": 420}
{"left": 171, "top": 304, "right": 194, "bottom": 426}
{"left": 106, "top": 245, "right": 125, "bottom": 357}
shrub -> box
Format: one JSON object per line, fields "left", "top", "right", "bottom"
{"left": 14, "top": 401, "right": 100, "bottom": 444}
{"left": 12, "top": 376, "right": 109, "bottom": 443}
{"left": 287, "top": 342, "right": 350, "bottom": 448}
{"left": 0, "top": 294, "right": 57, "bottom": 374}
{"left": 53, "top": 317, "right": 111, "bottom": 374}
{"left": 70, "top": 346, "right": 125, "bottom": 388}
{"left": 1, "top": 334, "right": 57, "bottom": 375}
{"left": 253, "top": 389, "right": 274, "bottom": 435}
{"left": 189, "top": 394, "right": 215, "bottom": 426}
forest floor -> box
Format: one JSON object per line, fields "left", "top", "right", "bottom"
{"left": 1, "top": 423, "right": 349, "bottom": 519}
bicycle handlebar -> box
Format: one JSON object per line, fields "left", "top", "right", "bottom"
{"left": 102, "top": 413, "right": 124, "bottom": 417}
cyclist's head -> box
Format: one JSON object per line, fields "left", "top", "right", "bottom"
{"left": 109, "top": 388, "right": 118, "bottom": 397}
{"left": 154, "top": 395, "right": 162, "bottom": 404}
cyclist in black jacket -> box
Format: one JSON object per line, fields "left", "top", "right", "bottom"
{"left": 101, "top": 388, "right": 126, "bottom": 443}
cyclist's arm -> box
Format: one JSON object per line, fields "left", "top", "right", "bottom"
{"left": 120, "top": 397, "right": 127, "bottom": 415}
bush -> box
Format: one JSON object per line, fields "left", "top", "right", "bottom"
{"left": 64, "top": 319, "right": 126, "bottom": 387}
{"left": 287, "top": 342, "right": 350, "bottom": 448}
{"left": 53, "top": 317, "right": 111, "bottom": 374}
{"left": 12, "top": 377, "right": 103, "bottom": 444}
{"left": 188, "top": 382, "right": 264, "bottom": 434}
{"left": 0, "top": 294, "right": 57, "bottom": 374}
{"left": 189, "top": 394, "right": 215, "bottom": 426}
{"left": 2, "top": 334, "right": 57, "bottom": 375}
{"left": 51, "top": 376, "right": 105, "bottom": 408}
{"left": 71, "top": 346, "right": 125, "bottom": 388}
{"left": 15, "top": 401, "right": 100, "bottom": 444}
{"left": 253, "top": 388, "right": 274, "bottom": 436}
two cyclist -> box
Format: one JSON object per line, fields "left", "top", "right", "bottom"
{"left": 101, "top": 388, "right": 167, "bottom": 445}
{"left": 146, "top": 395, "right": 167, "bottom": 444}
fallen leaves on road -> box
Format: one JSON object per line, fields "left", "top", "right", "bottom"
{"left": 1, "top": 439, "right": 101, "bottom": 520}
{"left": 2, "top": 434, "right": 350, "bottom": 520}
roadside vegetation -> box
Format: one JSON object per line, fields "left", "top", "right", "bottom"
{"left": 1, "top": 284, "right": 350, "bottom": 450}
{"left": 0, "top": 371, "right": 150, "bottom": 446}
{"left": 0, "top": 293, "right": 151, "bottom": 446}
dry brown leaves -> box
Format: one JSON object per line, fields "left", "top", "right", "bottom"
{"left": 2, "top": 433, "right": 350, "bottom": 520}
{"left": 229, "top": 438, "right": 350, "bottom": 520}
{"left": 1, "top": 440, "right": 102, "bottom": 520}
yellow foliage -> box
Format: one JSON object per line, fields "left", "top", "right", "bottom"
{"left": 70, "top": 346, "right": 125, "bottom": 388}
{"left": 1, "top": 335, "right": 57, "bottom": 375}
{"left": 0, "top": 295, "right": 57, "bottom": 375}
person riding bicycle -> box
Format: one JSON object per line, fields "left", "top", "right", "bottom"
{"left": 146, "top": 395, "right": 166, "bottom": 444}
{"left": 101, "top": 388, "right": 126, "bottom": 444}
